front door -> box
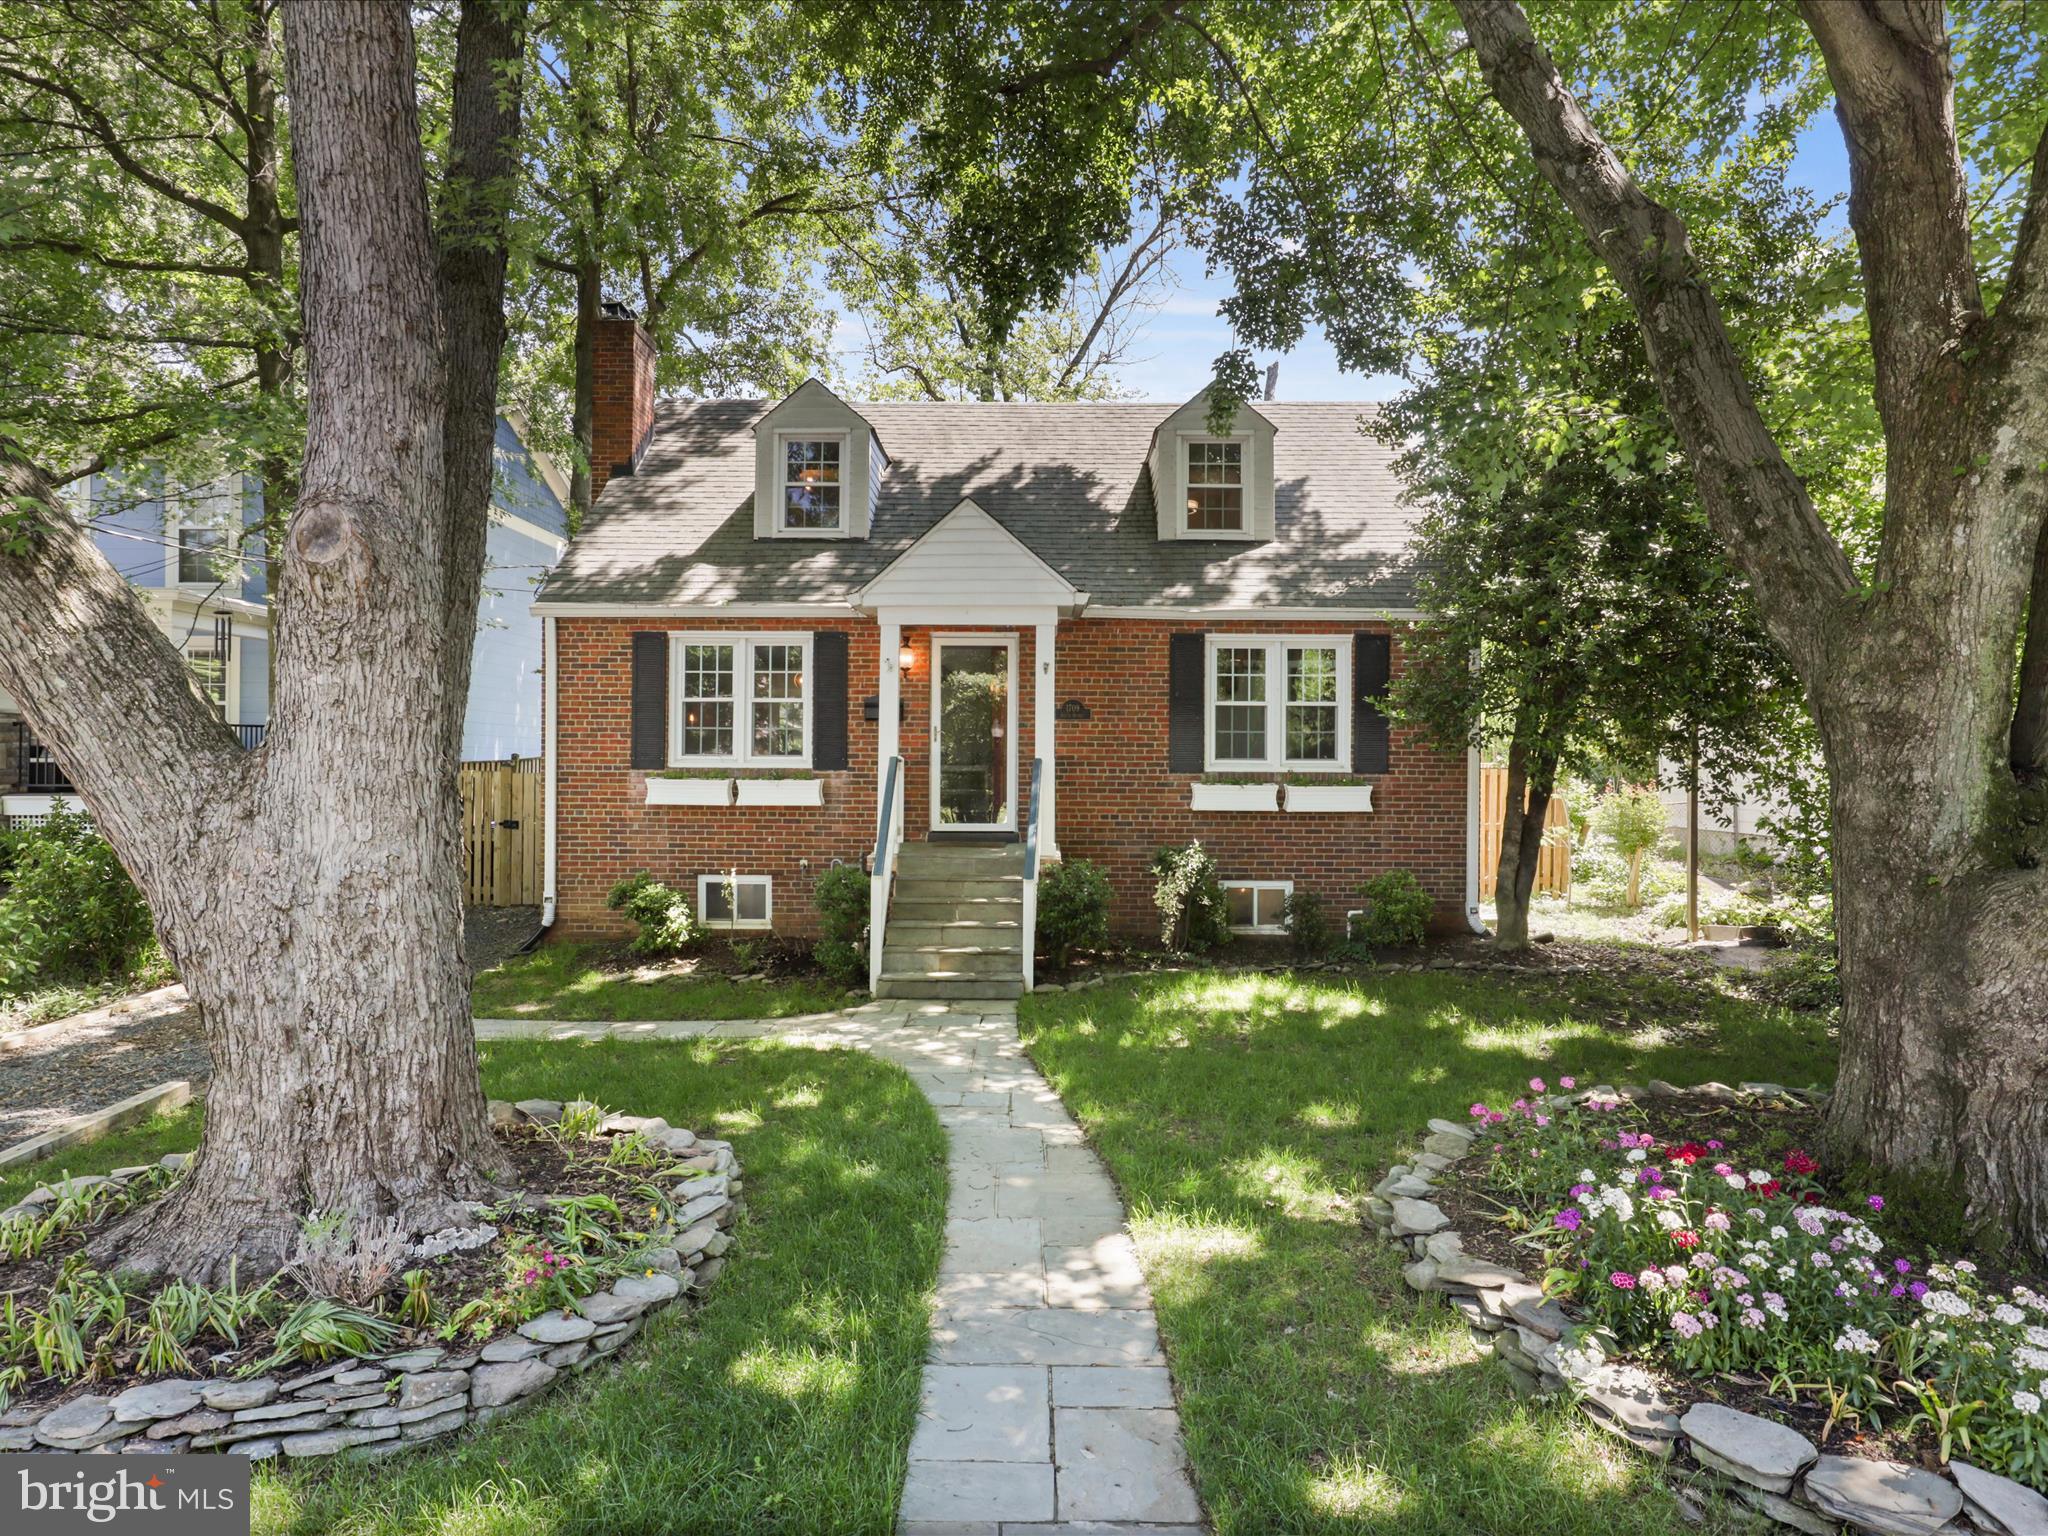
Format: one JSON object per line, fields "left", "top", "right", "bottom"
{"left": 930, "top": 636, "right": 1017, "bottom": 833}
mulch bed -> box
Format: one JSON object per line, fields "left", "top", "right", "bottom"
{"left": 1429, "top": 1091, "right": 2047, "bottom": 1475}
{"left": 1, "top": 1120, "right": 670, "bottom": 1421}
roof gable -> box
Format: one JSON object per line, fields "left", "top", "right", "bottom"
{"left": 857, "top": 497, "right": 1083, "bottom": 610}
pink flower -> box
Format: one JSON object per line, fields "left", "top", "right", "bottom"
{"left": 1469, "top": 1103, "right": 1488, "bottom": 1118}
{"left": 1559, "top": 1076, "right": 1576, "bottom": 1089}
{"left": 1867, "top": 1195, "right": 1885, "bottom": 1212}
{"left": 1609, "top": 1271, "right": 1637, "bottom": 1290}
{"left": 1712, "top": 1163, "right": 1733, "bottom": 1177}
{"left": 1706, "top": 1140, "right": 1723, "bottom": 1150}
{"left": 1704, "top": 1212, "right": 1731, "bottom": 1231}
{"left": 1529, "top": 1077, "right": 1546, "bottom": 1093}
{"left": 1534, "top": 1114, "right": 1551, "bottom": 1128}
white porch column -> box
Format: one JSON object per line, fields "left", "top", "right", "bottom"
{"left": 878, "top": 616, "right": 902, "bottom": 795}
{"left": 1035, "top": 618, "right": 1057, "bottom": 861}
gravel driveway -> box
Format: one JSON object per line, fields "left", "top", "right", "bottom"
{"left": 0, "top": 905, "right": 542, "bottom": 1151}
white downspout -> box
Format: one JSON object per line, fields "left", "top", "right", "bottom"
{"left": 1464, "top": 744, "right": 1487, "bottom": 934}
{"left": 541, "top": 614, "right": 558, "bottom": 929}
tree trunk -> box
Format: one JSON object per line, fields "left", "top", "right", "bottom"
{"left": 1494, "top": 733, "right": 1556, "bottom": 951}
{"left": 569, "top": 254, "right": 599, "bottom": 518}
{"left": 0, "top": 0, "right": 523, "bottom": 1281}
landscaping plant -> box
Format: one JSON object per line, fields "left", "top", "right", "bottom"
{"left": 0, "top": 804, "right": 158, "bottom": 996}
{"left": 1151, "top": 840, "right": 1230, "bottom": 953}
{"left": 1470, "top": 1081, "right": 2048, "bottom": 1490}
{"left": 1036, "top": 857, "right": 1110, "bottom": 968}
{"left": 1354, "top": 869, "right": 1431, "bottom": 947}
{"left": 811, "top": 862, "right": 869, "bottom": 986}
{"left": 1592, "top": 786, "right": 1667, "bottom": 910}
{"left": 1282, "top": 888, "right": 1335, "bottom": 958}
{"left": 605, "top": 872, "right": 701, "bottom": 955}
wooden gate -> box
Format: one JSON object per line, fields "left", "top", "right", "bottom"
{"left": 1478, "top": 766, "right": 1572, "bottom": 900}
{"left": 460, "top": 759, "right": 542, "bottom": 906}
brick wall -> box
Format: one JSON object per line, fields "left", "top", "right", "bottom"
{"left": 552, "top": 614, "right": 1470, "bottom": 940}
{"left": 590, "top": 315, "right": 655, "bottom": 502}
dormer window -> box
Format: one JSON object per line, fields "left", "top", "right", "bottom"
{"left": 781, "top": 436, "right": 845, "bottom": 533}
{"left": 1185, "top": 439, "right": 1244, "bottom": 532}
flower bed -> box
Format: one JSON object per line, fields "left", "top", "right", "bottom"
{"left": 1366, "top": 1077, "right": 2048, "bottom": 1536}
{"left": 0, "top": 1099, "right": 742, "bottom": 1461}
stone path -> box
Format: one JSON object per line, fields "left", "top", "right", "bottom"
{"left": 476, "top": 1000, "right": 1205, "bottom": 1534}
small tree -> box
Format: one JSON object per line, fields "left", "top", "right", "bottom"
{"left": 1151, "top": 841, "right": 1230, "bottom": 953}
{"left": 1593, "top": 786, "right": 1667, "bottom": 911}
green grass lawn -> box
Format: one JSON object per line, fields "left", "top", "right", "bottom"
{"left": 471, "top": 941, "right": 852, "bottom": 1022}
{"left": 1019, "top": 967, "right": 1836, "bottom": 1536}
{"left": 6, "top": 1041, "right": 946, "bottom": 1536}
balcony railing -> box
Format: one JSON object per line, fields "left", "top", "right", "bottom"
{"left": 9, "top": 719, "right": 267, "bottom": 793}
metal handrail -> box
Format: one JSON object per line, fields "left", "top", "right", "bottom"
{"left": 1021, "top": 757, "right": 1044, "bottom": 991}
{"left": 868, "top": 754, "right": 903, "bottom": 992}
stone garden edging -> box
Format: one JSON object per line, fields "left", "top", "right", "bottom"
{"left": 1365, "top": 1081, "right": 2048, "bottom": 1536}
{"left": 0, "top": 1100, "right": 744, "bottom": 1465}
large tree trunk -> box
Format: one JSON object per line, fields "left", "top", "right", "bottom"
{"left": 568, "top": 254, "right": 600, "bottom": 518}
{"left": 1493, "top": 725, "right": 1557, "bottom": 952}
{"left": 1456, "top": 0, "right": 2048, "bottom": 1253}
{"left": 0, "top": 0, "right": 524, "bottom": 1281}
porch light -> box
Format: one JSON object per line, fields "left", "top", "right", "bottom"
{"left": 899, "top": 645, "right": 916, "bottom": 671}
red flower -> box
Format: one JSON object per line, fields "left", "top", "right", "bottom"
{"left": 1671, "top": 1229, "right": 1701, "bottom": 1249}
{"left": 1783, "top": 1149, "right": 1818, "bottom": 1175}
{"left": 1757, "top": 1180, "right": 1782, "bottom": 1199}
{"left": 1670, "top": 1142, "right": 1710, "bottom": 1166}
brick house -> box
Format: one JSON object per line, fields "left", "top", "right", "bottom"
{"left": 535, "top": 312, "right": 1481, "bottom": 998}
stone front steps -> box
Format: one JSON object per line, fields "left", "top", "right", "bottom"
{"left": 878, "top": 841, "right": 1028, "bottom": 1001}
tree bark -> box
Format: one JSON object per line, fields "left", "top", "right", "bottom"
{"left": 1454, "top": 0, "right": 2048, "bottom": 1253}
{"left": 1493, "top": 713, "right": 1556, "bottom": 951}
{"left": 569, "top": 254, "right": 599, "bottom": 519}
{"left": 0, "top": 0, "right": 524, "bottom": 1281}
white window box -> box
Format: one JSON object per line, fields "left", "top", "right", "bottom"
{"left": 735, "top": 777, "right": 823, "bottom": 808}
{"left": 1285, "top": 783, "right": 1375, "bottom": 813}
{"left": 647, "top": 776, "right": 733, "bottom": 807}
{"left": 1190, "top": 781, "right": 1280, "bottom": 812}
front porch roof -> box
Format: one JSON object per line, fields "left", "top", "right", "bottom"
{"left": 855, "top": 498, "right": 1088, "bottom": 617}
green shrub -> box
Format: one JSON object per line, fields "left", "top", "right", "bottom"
{"left": 813, "top": 862, "right": 870, "bottom": 986}
{"left": 1150, "top": 840, "right": 1231, "bottom": 953}
{"left": 1592, "top": 785, "right": 1667, "bottom": 909}
{"left": 1036, "top": 858, "right": 1110, "bottom": 968}
{"left": 1353, "top": 869, "right": 1432, "bottom": 947}
{"left": 604, "top": 873, "right": 699, "bottom": 955}
{"left": 0, "top": 805, "right": 157, "bottom": 995}
{"left": 1282, "top": 888, "right": 1335, "bottom": 958}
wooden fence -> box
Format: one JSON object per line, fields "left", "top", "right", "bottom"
{"left": 1477, "top": 766, "right": 1572, "bottom": 900}
{"left": 459, "top": 759, "right": 542, "bottom": 907}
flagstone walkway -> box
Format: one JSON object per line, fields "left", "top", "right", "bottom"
{"left": 475, "top": 1001, "right": 1204, "bottom": 1534}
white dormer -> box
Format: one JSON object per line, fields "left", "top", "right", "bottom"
{"left": 752, "top": 379, "right": 887, "bottom": 540}
{"left": 1149, "top": 388, "right": 1277, "bottom": 543}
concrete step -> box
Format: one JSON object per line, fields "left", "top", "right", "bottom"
{"left": 897, "top": 842, "right": 1025, "bottom": 867}
{"left": 889, "top": 897, "right": 1024, "bottom": 924}
{"left": 875, "top": 974, "right": 1027, "bottom": 1001}
{"left": 885, "top": 921, "right": 1022, "bottom": 950}
{"left": 892, "top": 876, "right": 1022, "bottom": 900}
{"left": 882, "top": 946, "right": 1022, "bottom": 978}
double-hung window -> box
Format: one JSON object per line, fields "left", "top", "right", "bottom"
{"left": 1205, "top": 636, "right": 1349, "bottom": 771}
{"left": 780, "top": 436, "right": 844, "bottom": 533}
{"left": 177, "top": 525, "right": 227, "bottom": 584}
{"left": 671, "top": 634, "right": 810, "bottom": 767}
{"left": 1184, "top": 438, "right": 1245, "bottom": 533}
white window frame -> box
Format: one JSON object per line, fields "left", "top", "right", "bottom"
{"left": 1203, "top": 635, "right": 1351, "bottom": 773}
{"left": 1177, "top": 431, "right": 1254, "bottom": 538}
{"left": 1224, "top": 879, "right": 1293, "bottom": 935}
{"left": 668, "top": 632, "right": 813, "bottom": 768}
{"left": 697, "top": 873, "right": 773, "bottom": 931}
{"left": 773, "top": 430, "right": 850, "bottom": 539}
{"left": 175, "top": 522, "right": 232, "bottom": 587}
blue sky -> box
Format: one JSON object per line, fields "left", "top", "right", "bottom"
{"left": 975, "top": 117, "right": 1858, "bottom": 406}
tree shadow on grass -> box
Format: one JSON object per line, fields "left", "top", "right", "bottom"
{"left": 1020, "top": 970, "right": 1825, "bottom": 1535}
{"left": 255, "top": 1039, "right": 948, "bottom": 1536}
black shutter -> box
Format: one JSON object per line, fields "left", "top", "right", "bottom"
{"left": 1353, "top": 631, "right": 1391, "bottom": 774}
{"left": 629, "top": 631, "right": 668, "bottom": 768}
{"left": 1168, "top": 631, "right": 1206, "bottom": 773}
{"left": 812, "top": 630, "right": 849, "bottom": 770}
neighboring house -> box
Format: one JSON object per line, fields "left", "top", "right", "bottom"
{"left": 1, "top": 416, "right": 567, "bottom": 820}
{"left": 533, "top": 312, "right": 1484, "bottom": 998}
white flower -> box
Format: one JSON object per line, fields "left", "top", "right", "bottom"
{"left": 1578, "top": 1169, "right": 1598, "bottom": 1184}
{"left": 2013, "top": 1346, "right": 2048, "bottom": 1373}
{"left": 2012, "top": 1390, "right": 2042, "bottom": 1416}
{"left": 1747, "top": 1170, "right": 1771, "bottom": 1184}
{"left": 1778, "top": 1265, "right": 1796, "bottom": 1280}
{"left": 1921, "top": 1290, "right": 1971, "bottom": 1319}
{"left": 1663, "top": 1266, "right": 1688, "bottom": 1286}
{"left": 1810, "top": 1251, "right": 1833, "bottom": 1268}
{"left": 1834, "top": 1327, "right": 1878, "bottom": 1355}
{"left": 1609, "top": 1193, "right": 1636, "bottom": 1223}
{"left": 1725, "top": 1175, "right": 1748, "bottom": 1191}
{"left": 1993, "top": 1304, "right": 2025, "bottom": 1326}
{"left": 1769, "top": 1226, "right": 1788, "bottom": 1241}
{"left": 1627, "top": 1148, "right": 1648, "bottom": 1164}
{"left": 2026, "top": 1326, "right": 2048, "bottom": 1348}
{"left": 1656, "top": 1209, "right": 1685, "bottom": 1232}
{"left": 1955, "top": 1260, "right": 1978, "bottom": 1274}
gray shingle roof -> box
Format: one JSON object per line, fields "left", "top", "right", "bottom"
{"left": 539, "top": 399, "right": 1423, "bottom": 610}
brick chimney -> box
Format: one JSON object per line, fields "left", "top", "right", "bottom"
{"left": 591, "top": 302, "right": 655, "bottom": 502}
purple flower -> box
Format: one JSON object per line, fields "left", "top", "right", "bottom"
{"left": 1890, "top": 1285, "right": 1906, "bottom": 1298}
{"left": 1706, "top": 1140, "right": 1723, "bottom": 1151}
{"left": 1868, "top": 1196, "right": 1885, "bottom": 1212}
{"left": 1909, "top": 1281, "right": 1929, "bottom": 1300}
{"left": 1894, "top": 1259, "right": 1912, "bottom": 1274}
{"left": 1569, "top": 1183, "right": 1592, "bottom": 1198}
{"left": 1554, "top": 1208, "right": 1584, "bottom": 1232}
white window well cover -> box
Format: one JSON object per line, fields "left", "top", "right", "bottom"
{"left": 1226, "top": 880, "right": 1292, "bottom": 933}
{"left": 700, "top": 874, "right": 771, "bottom": 928}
